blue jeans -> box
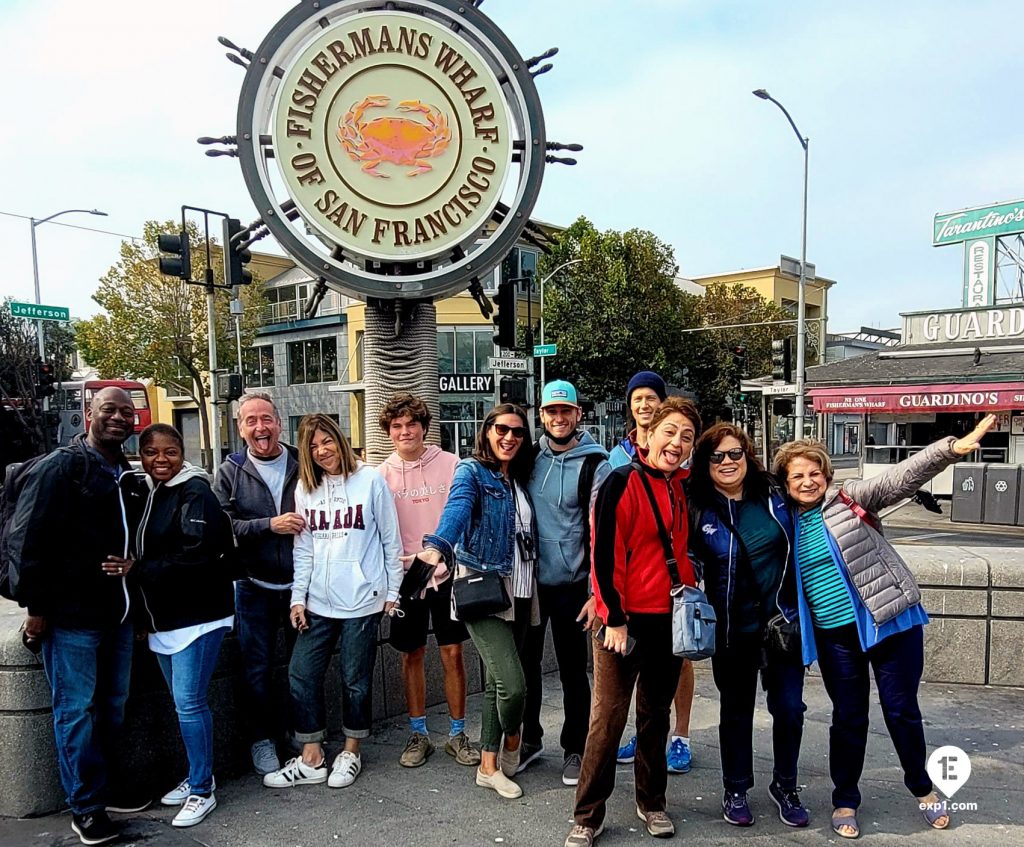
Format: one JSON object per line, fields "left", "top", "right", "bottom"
{"left": 155, "top": 628, "right": 227, "bottom": 797}
{"left": 288, "top": 610, "right": 381, "bottom": 742}
{"left": 711, "top": 632, "right": 806, "bottom": 792}
{"left": 42, "top": 622, "right": 134, "bottom": 815}
{"left": 814, "top": 623, "right": 931, "bottom": 809}
{"left": 235, "top": 579, "right": 296, "bottom": 742}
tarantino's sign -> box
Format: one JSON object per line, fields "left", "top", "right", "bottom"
{"left": 273, "top": 12, "right": 512, "bottom": 261}
{"left": 809, "top": 383, "right": 1024, "bottom": 414}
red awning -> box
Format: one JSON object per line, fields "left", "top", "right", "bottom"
{"left": 808, "top": 382, "right": 1024, "bottom": 413}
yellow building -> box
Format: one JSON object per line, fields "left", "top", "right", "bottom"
{"left": 689, "top": 261, "right": 835, "bottom": 364}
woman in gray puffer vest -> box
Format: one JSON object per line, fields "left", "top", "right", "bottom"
{"left": 773, "top": 414, "right": 994, "bottom": 840}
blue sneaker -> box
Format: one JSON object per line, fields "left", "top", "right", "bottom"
{"left": 616, "top": 735, "right": 637, "bottom": 764}
{"left": 666, "top": 737, "right": 691, "bottom": 774}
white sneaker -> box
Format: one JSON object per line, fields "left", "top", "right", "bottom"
{"left": 327, "top": 751, "right": 362, "bottom": 788}
{"left": 251, "top": 739, "right": 280, "bottom": 775}
{"left": 161, "top": 776, "right": 216, "bottom": 806}
{"left": 262, "top": 756, "right": 327, "bottom": 788}
{"left": 171, "top": 794, "right": 217, "bottom": 828}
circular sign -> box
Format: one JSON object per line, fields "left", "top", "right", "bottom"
{"left": 236, "top": 0, "right": 546, "bottom": 302}
{"left": 272, "top": 12, "right": 511, "bottom": 262}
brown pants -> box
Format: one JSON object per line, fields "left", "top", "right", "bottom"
{"left": 573, "top": 614, "right": 683, "bottom": 830}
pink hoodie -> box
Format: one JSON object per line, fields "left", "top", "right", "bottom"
{"left": 377, "top": 445, "right": 460, "bottom": 561}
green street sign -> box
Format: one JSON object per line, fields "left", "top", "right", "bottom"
{"left": 533, "top": 343, "right": 557, "bottom": 357}
{"left": 9, "top": 301, "right": 70, "bottom": 322}
{"left": 933, "top": 199, "right": 1024, "bottom": 246}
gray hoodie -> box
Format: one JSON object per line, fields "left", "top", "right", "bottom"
{"left": 528, "top": 431, "right": 611, "bottom": 586}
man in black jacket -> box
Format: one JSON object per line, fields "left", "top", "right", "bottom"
{"left": 8, "top": 386, "right": 150, "bottom": 846}
{"left": 213, "top": 392, "right": 303, "bottom": 775}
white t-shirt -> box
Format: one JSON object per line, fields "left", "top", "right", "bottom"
{"left": 510, "top": 482, "right": 535, "bottom": 600}
{"left": 250, "top": 448, "right": 289, "bottom": 513}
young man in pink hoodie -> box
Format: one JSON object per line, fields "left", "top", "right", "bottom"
{"left": 377, "top": 394, "right": 481, "bottom": 769}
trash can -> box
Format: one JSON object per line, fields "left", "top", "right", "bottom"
{"left": 951, "top": 463, "right": 985, "bottom": 524}
{"left": 982, "top": 465, "right": 1021, "bottom": 526}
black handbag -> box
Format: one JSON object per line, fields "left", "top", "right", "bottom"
{"left": 451, "top": 568, "right": 511, "bottom": 622}
{"left": 764, "top": 611, "right": 801, "bottom": 656}
{"left": 397, "top": 557, "right": 437, "bottom": 604}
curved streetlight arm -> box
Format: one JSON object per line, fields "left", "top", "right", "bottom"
{"left": 32, "top": 208, "right": 108, "bottom": 228}
{"left": 752, "top": 90, "right": 807, "bottom": 150}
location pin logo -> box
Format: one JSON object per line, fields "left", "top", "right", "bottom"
{"left": 927, "top": 745, "right": 971, "bottom": 798}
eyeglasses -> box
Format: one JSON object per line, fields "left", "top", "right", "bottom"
{"left": 492, "top": 423, "right": 528, "bottom": 439}
{"left": 709, "top": 448, "right": 746, "bottom": 464}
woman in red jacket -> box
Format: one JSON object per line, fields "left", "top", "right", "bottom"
{"left": 566, "top": 397, "right": 702, "bottom": 847}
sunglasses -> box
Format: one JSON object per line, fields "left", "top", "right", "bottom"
{"left": 709, "top": 447, "right": 746, "bottom": 464}
{"left": 492, "top": 423, "right": 528, "bottom": 439}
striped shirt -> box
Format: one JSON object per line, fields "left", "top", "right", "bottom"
{"left": 798, "top": 508, "right": 856, "bottom": 629}
{"left": 510, "top": 483, "right": 535, "bottom": 599}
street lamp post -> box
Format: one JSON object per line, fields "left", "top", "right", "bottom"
{"left": 30, "top": 207, "right": 108, "bottom": 364}
{"left": 753, "top": 89, "right": 810, "bottom": 439}
{"left": 538, "top": 258, "right": 583, "bottom": 390}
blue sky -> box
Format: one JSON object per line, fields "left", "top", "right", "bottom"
{"left": 2, "top": 0, "right": 1022, "bottom": 331}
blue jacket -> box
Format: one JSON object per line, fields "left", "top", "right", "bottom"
{"left": 424, "top": 458, "right": 531, "bottom": 576}
{"left": 608, "top": 431, "right": 638, "bottom": 469}
{"left": 688, "top": 486, "right": 796, "bottom": 647}
{"left": 528, "top": 432, "right": 610, "bottom": 586}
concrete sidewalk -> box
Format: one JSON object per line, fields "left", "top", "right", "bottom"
{"left": 3, "top": 668, "right": 1020, "bottom": 847}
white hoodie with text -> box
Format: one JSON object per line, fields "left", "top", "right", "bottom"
{"left": 292, "top": 463, "right": 403, "bottom": 619}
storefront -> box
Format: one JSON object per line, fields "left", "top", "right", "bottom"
{"left": 806, "top": 304, "right": 1024, "bottom": 495}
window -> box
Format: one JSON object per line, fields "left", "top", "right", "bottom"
{"left": 243, "top": 346, "right": 275, "bottom": 388}
{"left": 289, "top": 413, "right": 339, "bottom": 447}
{"left": 437, "top": 327, "right": 495, "bottom": 374}
{"left": 287, "top": 337, "right": 338, "bottom": 384}
{"left": 439, "top": 399, "right": 490, "bottom": 457}
{"left": 263, "top": 282, "right": 344, "bottom": 324}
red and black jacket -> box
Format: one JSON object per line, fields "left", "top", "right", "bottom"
{"left": 591, "top": 457, "right": 694, "bottom": 627}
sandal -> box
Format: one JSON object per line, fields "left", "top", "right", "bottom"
{"left": 921, "top": 797, "right": 950, "bottom": 830}
{"left": 832, "top": 808, "right": 860, "bottom": 839}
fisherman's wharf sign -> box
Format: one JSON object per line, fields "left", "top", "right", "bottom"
{"left": 233, "top": 0, "right": 547, "bottom": 302}
{"left": 274, "top": 12, "right": 511, "bottom": 261}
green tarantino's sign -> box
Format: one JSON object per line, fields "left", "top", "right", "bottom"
{"left": 10, "top": 301, "right": 70, "bottom": 322}
{"left": 933, "top": 199, "right": 1024, "bottom": 245}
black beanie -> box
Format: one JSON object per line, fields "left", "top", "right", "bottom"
{"left": 626, "top": 371, "right": 667, "bottom": 403}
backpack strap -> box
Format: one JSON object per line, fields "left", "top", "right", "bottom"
{"left": 577, "top": 453, "right": 602, "bottom": 570}
{"left": 631, "top": 462, "right": 684, "bottom": 589}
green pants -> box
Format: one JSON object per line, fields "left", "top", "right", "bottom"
{"left": 465, "top": 598, "right": 531, "bottom": 752}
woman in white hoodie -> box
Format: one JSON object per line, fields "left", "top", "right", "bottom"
{"left": 263, "top": 414, "right": 402, "bottom": 791}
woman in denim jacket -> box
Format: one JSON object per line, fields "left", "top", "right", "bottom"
{"left": 412, "top": 404, "right": 537, "bottom": 800}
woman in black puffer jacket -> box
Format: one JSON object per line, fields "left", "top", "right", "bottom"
{"left": 134, "top": 423, "right": 234, "bottom": 829}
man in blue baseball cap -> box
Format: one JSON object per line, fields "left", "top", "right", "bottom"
{"left": 519, "top": 380, "right": 610, "bottom": 787}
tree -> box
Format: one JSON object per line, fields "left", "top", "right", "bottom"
{"left": 76, "top": 221, "right": 265, "bottom": 469}
{"left": 677, "top": 283, "right": 792, "bottom": 421}
{"left": 540, "top": 217, "right": 691, "bottom": 400}
{"left": 0, "top": 298, "right": 77, "bottom": 465}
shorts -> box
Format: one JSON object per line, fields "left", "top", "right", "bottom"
{"left": 389, "top": 577, "right": 468, "bottom": 653}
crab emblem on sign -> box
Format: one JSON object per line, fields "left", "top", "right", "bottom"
{"left": 339, "top": 96, "right": 451, "bottom": 178}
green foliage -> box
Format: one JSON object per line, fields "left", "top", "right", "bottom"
{"left": 539, "top": 217, "right": 793, "bottom": 422}
{"left": 76, "top": 220, "right": 266, "bottom": 405}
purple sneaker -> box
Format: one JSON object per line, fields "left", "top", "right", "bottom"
{"left": 768, "top": 782, "right": 809, "bottom": 827}
{"left": 722, "top": 791, "right": 755, "bottom": 827}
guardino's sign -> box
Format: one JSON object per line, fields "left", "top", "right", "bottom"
{"left": 273, "top": 12, "right": 512, "bottom": 261}
{"left": 809, "top": 383, "right": 1024, "bottom": 414}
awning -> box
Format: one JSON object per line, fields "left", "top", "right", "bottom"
{"left": 808, "top": 382, "right": 1024, "bottom": 413}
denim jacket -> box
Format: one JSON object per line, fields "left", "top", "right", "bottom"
{"left": 423, "top": 458, "right": 523, "bottom": 575}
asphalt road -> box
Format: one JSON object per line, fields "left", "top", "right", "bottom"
{"left": 887, "top": 524, "right": 1024, "bottom": 547}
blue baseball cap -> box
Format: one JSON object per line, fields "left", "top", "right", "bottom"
{"left": 541, "top": 380, "right": 579, "bottom": 409}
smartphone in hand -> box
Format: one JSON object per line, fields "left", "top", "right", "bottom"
{"left": 595, "top": 625, "right": 636, "bottom": 656}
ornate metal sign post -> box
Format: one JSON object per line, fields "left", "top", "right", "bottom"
{"left": 208, "top": 0, "right": 573, "bottom": 459}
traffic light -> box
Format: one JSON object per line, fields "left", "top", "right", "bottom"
{"left": 223, "top": 217, "right": 253, "bottom": 287}
{"left": 731, "top": 344, "right": 748, "bottom": 379}
{"left": 773, "top": 398, "right": 794, "bottom": 416}
{"left": 501, "top": 247, "right": 521, "bottom": 285}
{"left": 499, "top": 376, "right": 528, "bottom": 406}
{"left": 771, "top": 338, "right": 793, "bottom": 382}
{"left": 493, "top": 279, "right": 517, "bottom": 349}
{"left": 157, "top": 230, "right": 192, "bottom": 280}
{"left": 35, "top": 359, "right": 56, "bottom": 399}
{"left": 216, "top": 372, "right": 243, "bottom": 402}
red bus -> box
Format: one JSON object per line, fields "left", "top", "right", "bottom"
{"left": 54, "top": 379, "right": 152, "bottom": 459}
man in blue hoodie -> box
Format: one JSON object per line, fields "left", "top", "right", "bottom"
{"left": 519, "top": 380, "right": 611, "bottom": 786}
